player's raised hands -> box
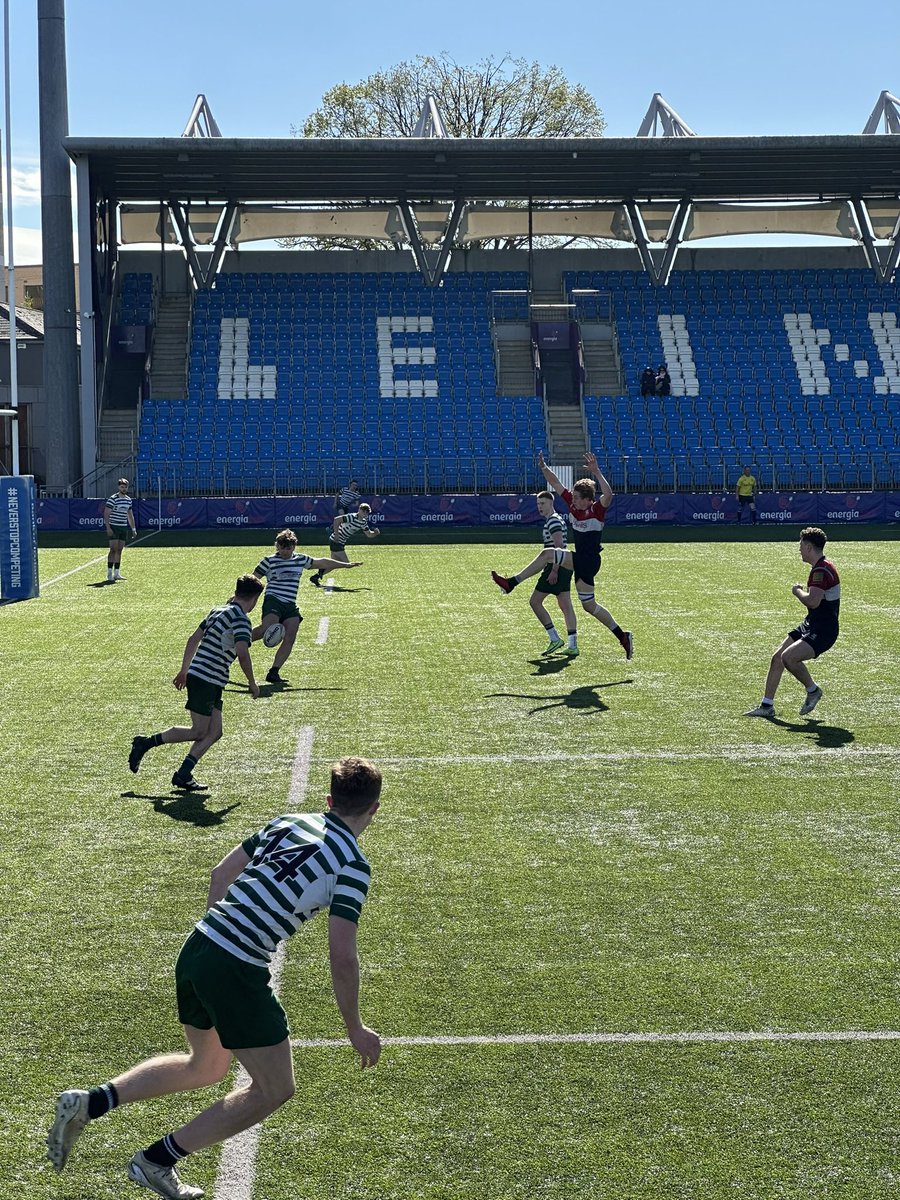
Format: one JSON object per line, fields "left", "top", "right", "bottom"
{"left": 583, "top": 451, "right": 600, "bottom": 473}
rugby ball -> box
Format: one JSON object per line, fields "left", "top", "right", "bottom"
{"left": 263, "top": 622, "right": 285, "bottom": 648}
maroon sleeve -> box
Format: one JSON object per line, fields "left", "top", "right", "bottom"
{"left": 592, "top": 500, "right": 608, "bottom": 520}
{"left": 561, "top": 488, "right": 574, "bottom": 509}
{"left": 808, "top": 565, "right": 832, "bottom": 590}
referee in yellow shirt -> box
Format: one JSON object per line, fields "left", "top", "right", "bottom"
{"left": 735, "top": 465, "right": 758, "bottom": 525}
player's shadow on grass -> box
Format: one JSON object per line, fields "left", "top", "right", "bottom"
{"left": 121, "top": 790, "right": 240, "bottom": 826}
{"left": 768, "top": 717, "right": 855, "bottom": 748}
{"left": 528, "top": 656, "right": 574, "bottom": 676}
{"left": 86, "top": 580, "right": 116, "bottom": 588}
{"left": 323, "top": 585, "right": 372, "bottom": 594}
{"left": 489, "top": 679, "right": 633, "bottom": 716}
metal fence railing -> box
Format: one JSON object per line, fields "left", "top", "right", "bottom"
{"left": 124, "top": 453, "right": 900, "bottom": 500}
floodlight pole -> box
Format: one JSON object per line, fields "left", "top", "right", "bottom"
{"left": 2, "top": 0, "right": 19, "bottom": 474}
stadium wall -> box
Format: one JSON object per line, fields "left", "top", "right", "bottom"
{"left": 34, "top": 491, "right": 900, "bottom": 531}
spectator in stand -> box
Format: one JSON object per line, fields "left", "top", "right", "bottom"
{"left": 640, "top": 367, "right": 656, "bottom": 398}
{"left": 655, "top": 364, "right": 672, "bottom": 397}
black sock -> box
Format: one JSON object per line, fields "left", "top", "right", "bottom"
{"left": 611, "top": 623, "right": 622, "bottom": 636}
{"left": 143, "top": 1133, "right": 189, "bottom": 1168}
{"left": 150, "top": 733, "right": 164, "bottom": 747}
{"left": 177, "top": 754, "right": 198, "bottom": 779}
{"left": 87, "top": 1082, "right": 119, "bottom": 1120}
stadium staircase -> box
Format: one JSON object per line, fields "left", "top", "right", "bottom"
{"left": 149, "top": 296, "right": 190, "bottom": 399}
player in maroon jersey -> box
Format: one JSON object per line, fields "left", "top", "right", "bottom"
{"left": 745, "top": 527, "right": 840, "bottom": 718}
{"left": 491, "top": 451, "right": 633, "bottom": 660}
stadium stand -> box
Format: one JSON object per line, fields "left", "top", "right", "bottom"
{"left": 138, "top": 270, "right": 543, "bottom": 494}
{"left": 134, "top": 266, "right": 898, "bottom": 495}
{"left": 118, "top": 272, "right": 156, "bottom": 326}
{"left": 574, "top": 268, "right": 900, "bottom": 492}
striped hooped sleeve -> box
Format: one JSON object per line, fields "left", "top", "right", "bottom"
{"left": 330, "top": 859, "right": 372, "bottom": 924}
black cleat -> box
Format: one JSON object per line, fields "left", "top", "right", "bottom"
{"left": 171, "top": 773, "right": 209, "bottom": 792}
{"left": 266, "top": 668, "right": 286, "bottom": 685}
{"left": 129, "top": 735, "right": 151, "bottom": 774}
{"left": 310, "top": 574, "right": 321, "bottom": 587}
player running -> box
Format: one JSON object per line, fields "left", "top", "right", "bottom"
{"left": 309, "top": 503, "right": 380, "bottom": 587}
{"left": 335, "top": 478, "right": 362, "bottom": 516}
{"left": 491, "top": 452, "right": 633, "bottom": 660}
{"left": 252, "top": 529, "right": 362, "bottom": 685}
{"left": 744, "top": 526, "right": 840, "bottom": 718}
{"left": 103, "top": 477, "right": 137, "bottom": 583}
{"left": 47, "top": 757, "right": 383, "bottom": 1200}
{"left": 128, "top": 574, "right": 264, "bottom": 791}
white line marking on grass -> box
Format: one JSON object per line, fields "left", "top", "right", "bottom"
{"left": 289, "top": 1028, "right": 900, "bottom": 1051}
{"left": 324, "top": 576, "right": 335, "bottom": 593}
{"left": 309, "top": 746, "right": 899, "bottom": 768}
{"left": 213, "top": 724, "right": 314, "bottom": 1200}
{"left": 41, "top": 531, "right": 159, "bottom": 588}
{"left": 315, "top": 616, "right": 330, "bottom": 645}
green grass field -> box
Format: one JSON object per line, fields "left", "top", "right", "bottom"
{"left": 2, "top": 527, "right": 898, "bottom": 1199}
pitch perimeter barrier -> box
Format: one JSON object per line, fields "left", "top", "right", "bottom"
{"left": 32, "top": 492, "right": 900, "bottom": 532}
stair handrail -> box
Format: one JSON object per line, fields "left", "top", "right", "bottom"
{"left": 52, "top": 449, "right": 137, "bottom": 499}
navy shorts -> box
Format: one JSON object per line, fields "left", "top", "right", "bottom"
{"left": 788, "top": 622, "right": 838, "bottom": 658}
{"left": 572, "top": 548, "right": 602, "bottom": 588}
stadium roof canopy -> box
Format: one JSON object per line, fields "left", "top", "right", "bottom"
{"left": 66, "top": 134, "right": 900, "bottom": 286}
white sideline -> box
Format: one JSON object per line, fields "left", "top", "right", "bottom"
{"left": 212, "top": 725, "right": 314, "bottom": 1200}
{"left": 337, "top": 745, "right": 899, "bottom": 767}
{"left": 315, "top": 616, "right": 330, "bottom": 645}
{"left": 41, "top": 530, "right": 159, "bottom": 588}
{"left": 288, "top": 1028, "right": 900, "bottom": 1051}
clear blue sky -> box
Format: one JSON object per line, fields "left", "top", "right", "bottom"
{"left": 5, "top": 0, "right": 898, "bottom": 261}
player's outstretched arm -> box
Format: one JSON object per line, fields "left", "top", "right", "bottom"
{"left": 328, "top": 915, "right": 382, "bottom": 1069}
{"left": 538, "top": 450, "right": 565, "bottom": 496}
{"left": 584, "top": 452, "right": 614, "bottom": 506}
{"left": 235, "top": 642, "right": 259, "bottom": 698}
{"left": 173, "top": 627, "right": 204, "bottom": 688}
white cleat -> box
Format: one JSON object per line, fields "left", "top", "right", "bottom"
{"left": 127, "top": 1151, "right": 204, "bottom": 1199}
{"left": 799, "top": 686, "right": 823, "bottom": 716}
{"left": 46, "top": 1089, "right": 89, "bottom": 1173}
{"left": 743, "top": 704, "right": 776, "bottom": 718}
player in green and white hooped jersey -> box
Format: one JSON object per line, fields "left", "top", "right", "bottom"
{"left": 128, "top": 574, "right": 264, "bottom": 792}
{"left": 252, "top": 528, "right": 363, "bottom": 685}
{"left": 529, "top": 490, "right": 579, "bottom": 658}
{"left": 47, "top": 757, "right": 383, "bottom": 1200}
{"left": 103, "top": 478, "right": 136, "bottom": 582}
{"left": 309, "top": 503, "right": 380, "bottom": 586}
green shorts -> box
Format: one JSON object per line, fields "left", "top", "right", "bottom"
{"left": 534, "top": 564, "right": 573, "bottom": 596}
{"left": 185, "top": 674, "right": 224, "bottom": 716}
{"left": 108, "top": 525, "right": 129, "bottom": 541}
{"left": 175, "top": 929, "right": 289, "bottom": 1050}
{"left": 262, "top": 595, "right": 301, "bottom": 622}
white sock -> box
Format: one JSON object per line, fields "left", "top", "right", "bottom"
{"left": 807, "top": 683, "right": 819, "bottom": 693}
{"left": 107, "top": 568, "right": 114, "bottom": 580}
{"left": 762, "top": 697, "right": 774, "bottom": 706}
{"left": 568, "top": 633, "right": 577, "bottom": 649}
{"left": 545, "top": 624, "right": 559, "bottom": 641}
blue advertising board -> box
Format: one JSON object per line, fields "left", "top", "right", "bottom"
{"left": 0, "top": 475, "right": 39, "bottom": 601}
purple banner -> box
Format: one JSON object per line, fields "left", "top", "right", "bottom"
{"left": 411, "top": 495, "right": 480, "bottom": 525}
{"left": 206, "top": 497, "right": 276, "bottom": 528}
{"left": 274, "top": 495, "right": 334, "bottom": 530}
{"left": 607, "top": 493, "right": 682, "bottom": 525}
{"left": 137, "top": 498, "right": 208, "bottom": 530}
{"left": 35, "top": 497, "right": 70, "bottom": 530}
{"left": 68, "top": 498, "right": 108, "bottom": 531}
{"left": 369, "top": 495, "right": 413, "bottom": 525}
{"left": 886, "top": 493, "right": 900, "bottom": 522}
{"left": 817, "top": 492, "right": 886, "bottom": 523}
{"left": 756, "top": 492, "right": 818, "bottom": 524}
{"left": 479, "top": 494, "right": 544, "bottom": 527}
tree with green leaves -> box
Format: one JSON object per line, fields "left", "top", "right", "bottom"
{"left": 282, "top": 54, "right": 606, "bottom": 250}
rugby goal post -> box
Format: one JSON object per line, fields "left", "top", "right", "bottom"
{"left": 0, "top": 474, "right": 39, "bottom": 601}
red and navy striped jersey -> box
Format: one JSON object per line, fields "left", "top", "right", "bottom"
{"left": 561, "top": 489, "right": 608, "bottom": 553}
{"left": 806, "top": 557, "right": 840, "bottom": 629}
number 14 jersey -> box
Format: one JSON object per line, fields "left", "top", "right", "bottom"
{"left": 197, "top": 811, "right": 371, "bottom": 966}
